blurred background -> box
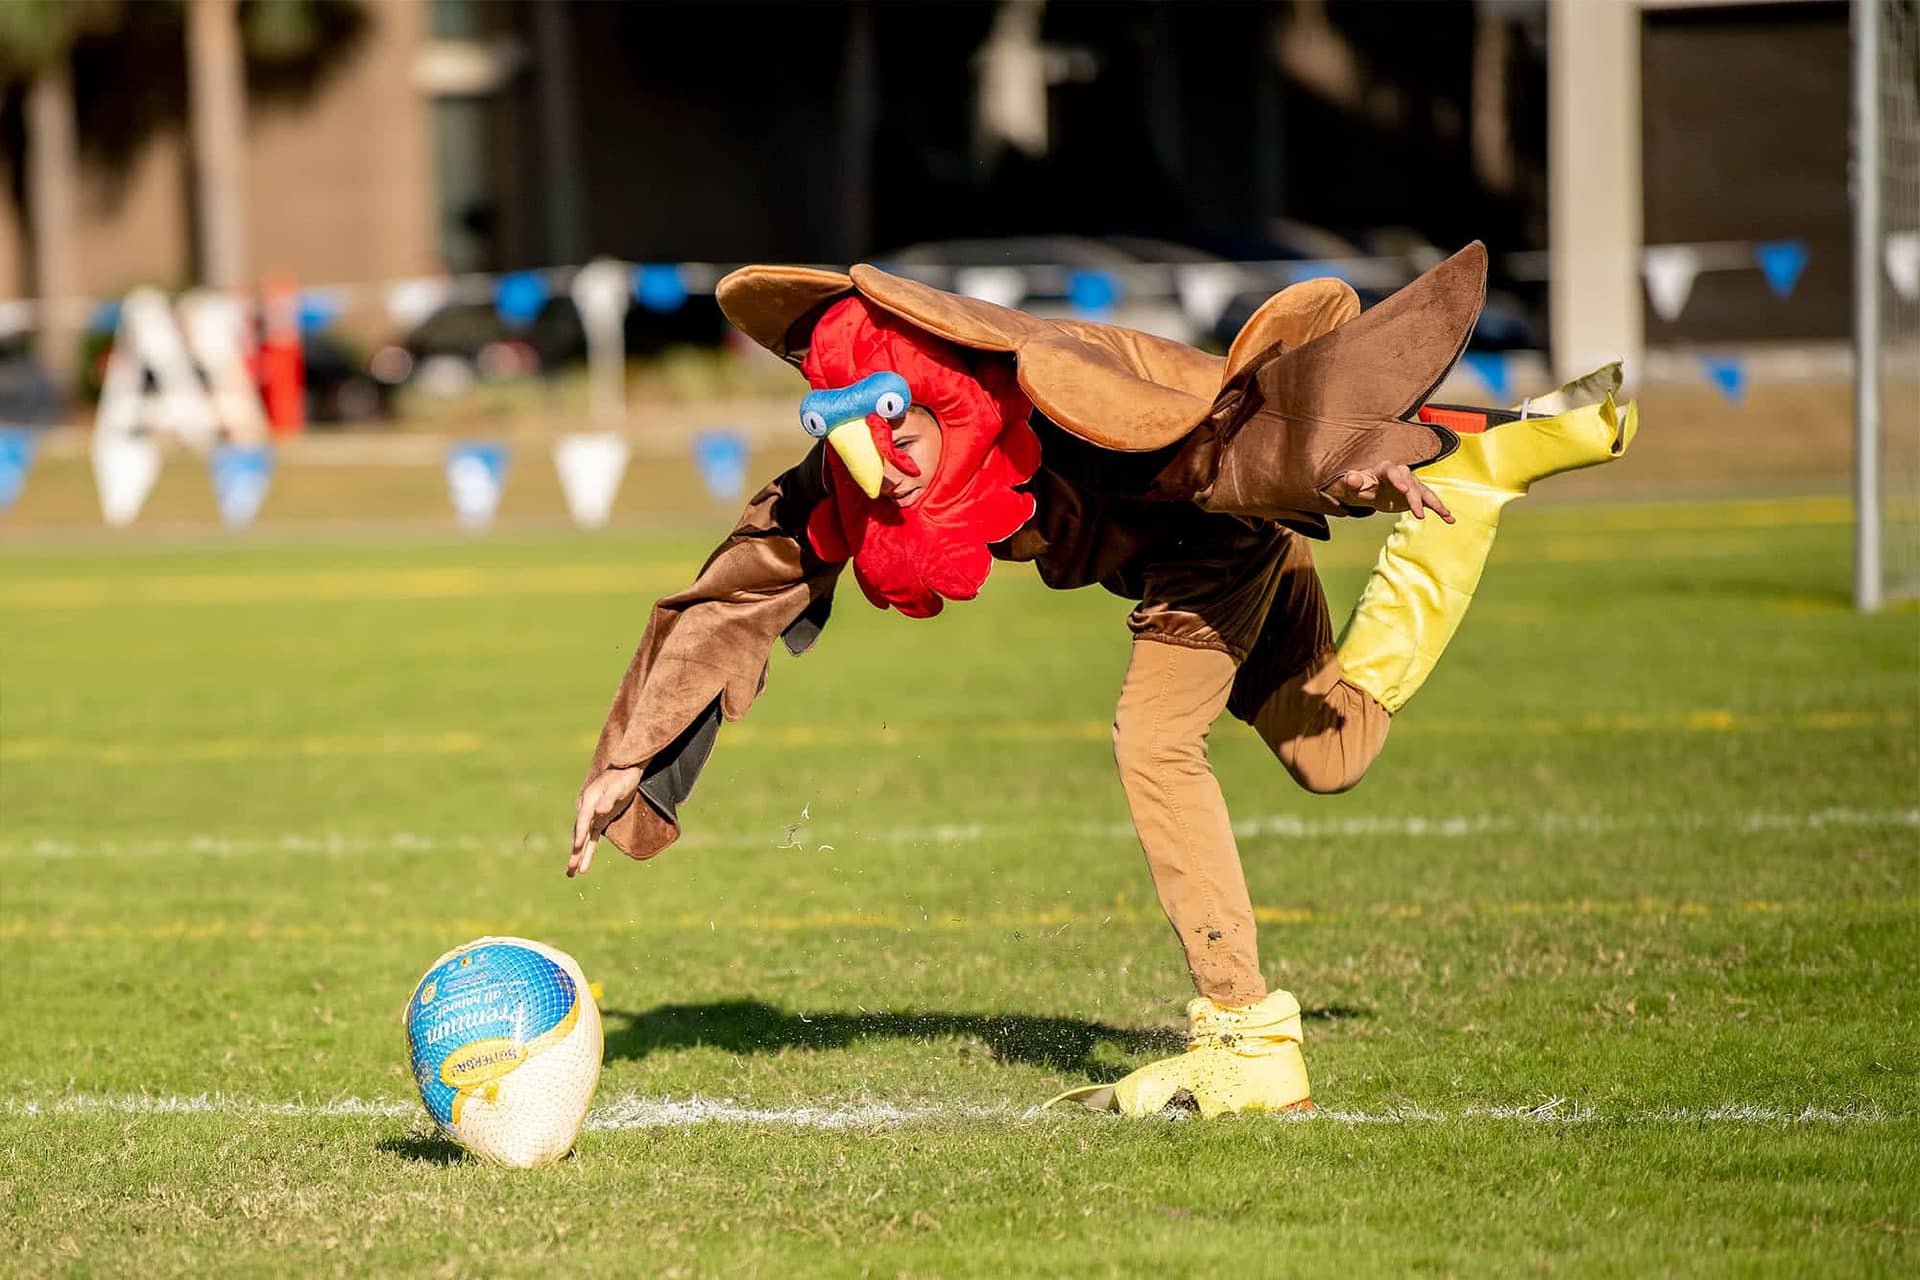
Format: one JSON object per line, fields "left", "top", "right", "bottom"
{"left": 0, "top": 0, "right": 1910, "bottom": 603}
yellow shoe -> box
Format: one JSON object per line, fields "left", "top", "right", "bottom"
{"left": 1338, "top": 374, "right": 1638, "bottom": 712}
{"left": 1423, "top": 384, "right": 1639, "bottom": 504}
{"left": 1045, "top": 989, "right": 1312, "bottom": 1118}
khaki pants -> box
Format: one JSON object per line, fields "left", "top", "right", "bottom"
{"left": 1112, "top": 640, "right": 1390, "bottom": 1005}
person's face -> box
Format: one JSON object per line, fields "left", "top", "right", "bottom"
{"left": 879, "top": 405, "right": 943, "bottom": 508}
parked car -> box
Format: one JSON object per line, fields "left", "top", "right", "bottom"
{"left": 378, "top": 291, "right": 731, "bottom": 396}
{"left": 880, "top": 226, "right": 1544, "bottom": 356}
{"left": 0, "top": 339, "right": 64, "bottom": 426}
{"left": 303, "top": 333, "right": 394, "bottom": 426}
{"left": 879, "top": 235, "right": 1219, "bottom": 345}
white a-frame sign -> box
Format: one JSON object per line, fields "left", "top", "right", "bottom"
{"left": 92, "top": 287, "right": 269, "bottom": 526}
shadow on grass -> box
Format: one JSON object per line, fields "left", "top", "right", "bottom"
{"left": 377, "top": 1132, "right": 468, "bottom": 1165}
{"left": 602, "top": 1000, "right": 1368, "bottom": 1078}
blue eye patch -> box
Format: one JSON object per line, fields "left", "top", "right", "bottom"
{"left": 798, "top": 371, "right": 913, "bottom": 438}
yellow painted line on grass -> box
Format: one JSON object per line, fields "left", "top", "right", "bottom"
{"left": 725, "top": 706, "right": 1915, "bottom": 747}
{"left": 1403, "top": 706, "right": 1913, "bottom": 737}
{"left": 0, "top": 497, "right": 1859, "bottom": 610}
{"left": 1517, "top": 494, "right": 1852, "bottom": 533}
{"left": 0, "top": 731, "right": 484, "bottom": 765}
{"left": 3, "top": 895, "right": 1913, "bottom": 945}
{"left": 2, "top": 705, "right": 1908, "bottom": 766}
{"left": 0, "top": 563, "right": 686, "bottom": 610}
{"left": 727, "top": 705, "right": 1915, "bottom": 746}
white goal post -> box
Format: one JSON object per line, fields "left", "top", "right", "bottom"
{"left": 1855, "top": 0, "right": 1920, "bottom": 612}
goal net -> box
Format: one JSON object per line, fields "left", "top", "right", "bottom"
{"left": 1857, "top": 0, "right": 1920, "bottom": 610}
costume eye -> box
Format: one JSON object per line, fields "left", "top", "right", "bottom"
{"left": 874, "top": 390, "right": 906, "bottom": 419}
{"left": 801, "top": 409, "right": 828, "bottom": 436}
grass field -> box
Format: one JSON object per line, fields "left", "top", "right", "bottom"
{"left": 2, "top": 490, "right": 1916, "bottom": 1276}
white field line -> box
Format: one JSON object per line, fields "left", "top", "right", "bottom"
{"left": 1, "top": 1092, "right": 1895, "bottom": 1129}
{"left": 1299, "top": 1100, "right": 1897, "bottom": 1126}
{"left": 3, "top": 806, "right": 1915, "bottom": 862}
{"left": 584, "top": 1095, "right": 1000, "bottom": 1130}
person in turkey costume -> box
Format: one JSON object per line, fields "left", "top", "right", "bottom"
{"left": 569, "top": 244, "right": 1637, "bottom": 1116}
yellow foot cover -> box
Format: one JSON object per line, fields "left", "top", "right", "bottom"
{"left": 1420, "top": 385, "right": 1639, "bottom": 502}
{"left": 1045, "top": 989, "right": 1311, "bottom": 1118}
{"left": 1336, "top": 372, "right": 1639, "bottom": 713}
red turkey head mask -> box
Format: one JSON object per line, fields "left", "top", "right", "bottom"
{"left": 800, "top": 296, "right": 1041, "bottom": 618}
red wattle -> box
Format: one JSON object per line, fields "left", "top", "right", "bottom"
{"left": 867, "top": 413, "right": 919, "bottom": 477}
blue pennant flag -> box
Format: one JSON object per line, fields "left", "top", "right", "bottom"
{"left": 494, "top": 272, "right": 549, "bottom": 330}
{"left": 446, "top": 441, "right": 511, "bottom": 528}
{"left": 209, "top": 443, "right": 273, "bottom": 529}
{"left": 1459, "top": 350, "right": 1511, "bottom": 402}
{"left": 1700, "top": 354, "right": 1747, "bottom": 406}
{"left": 633, "top": 264, "right": 689, "bottom": 314}
{"left": 1066, "top": 270, "right": 1121, "bottom": 318}
{"left": 0, "top": 426, "right": 38, "bottom": 513}
{"left": 1753, "top": 239, "right": 1809, "bottom": 298}
{"left": 1284, "top": 259, "right": 1355, "bottom": 286}
{"left": 693, "top": 430, "right": 749, "bottom": 503}
{"left": 297, "top": 290, "right": 344, "bottom": 335}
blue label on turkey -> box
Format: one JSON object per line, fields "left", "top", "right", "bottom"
{"left": 406, "top": 942, "right": 578, "bottom": 1128}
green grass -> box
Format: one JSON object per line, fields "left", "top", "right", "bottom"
{"left": 2, "top": 493, "right": 1916, "bottom": 1276}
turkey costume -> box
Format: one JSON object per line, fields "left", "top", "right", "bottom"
{"left": 580, "top": 243, "right": 1638, "bottom": 1116}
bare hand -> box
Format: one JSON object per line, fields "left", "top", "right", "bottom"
{"left": 569, "top": 766, "right": 641, "bottom": 877}
{"left": 1329, "top": 462, "right": 1454, "bottom": 522}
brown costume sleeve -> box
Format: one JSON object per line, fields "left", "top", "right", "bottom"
{"left": 1151, "top": 246, "right": 1485, "bottom": 525}
{"left": 582, "top": 444, "right": 843, "bottom": 860}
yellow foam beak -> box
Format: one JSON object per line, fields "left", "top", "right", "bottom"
{"left": 826, "top": 418, "right": 885, "bottom": 499}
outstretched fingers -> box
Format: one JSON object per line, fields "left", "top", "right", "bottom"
{"left": 1389, "top": 464, "right": 1454, "bottom": 523}
{"left": 567, "top": 767, "right": 642, "bottom": 878}
{"left": 567, "top": 785, "right": 612, "bottom": 877}
{"left": 566, "top": 839, "right": 595, "bottom": 878}
{"left": 567, "top": 802, "right": 597, "bottom": 876}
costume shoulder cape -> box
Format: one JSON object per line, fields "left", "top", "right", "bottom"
{"left": 716, "top": 243, "right": 1488, "bottom": 456}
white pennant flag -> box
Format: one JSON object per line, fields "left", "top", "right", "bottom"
{"left": 552, "top": 433, "right": 631, "bottom": 529}
{"left": 386, "top": 277, "right": 453, "bottom": 330}
{"left": 953, "top": 267, "right": 1027, "bottom": 311}
{"left": 1174, "top": 263, "right": 1244, "bottom": 334}
{"left": 92, "top": 435, "right": 161, "bottom": 527}
{"left": 1642, "top": 245, "right": 1702, "bottom": 323}
{"left": 1887, "top": 230, "right": 1920, "bottom": 304}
